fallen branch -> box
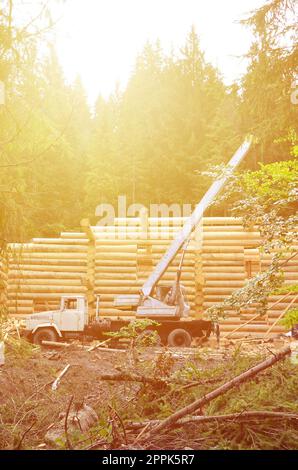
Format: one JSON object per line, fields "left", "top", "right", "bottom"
{"left": 172, "top": 376, "right": 226, "bottom": 392}
{"left": 14, "top": 420, "right": 36, "bottom": 450}
{"left": 143, "top": 346, "right": 291, "bottom": 438}
{"left": 127, "top": 410, "right": 298, "bottom": 431}
{"left": 64, "top": 395, "right": 74, "bottom": 450}
{"left": 42, "top": 340, "right": 70, "bottom": 348}
{"left": 51, "top": 364, "right": 71, "bottom": 391}
{"left": 98, "top": 372, "right": 223, "bottom": 389}
{"left": 87, "top": 338, "right": 111, "bottom": 352}
{"left": 99, "top": 372, "right": 170, "bottom": 386}
{"left": 233, "top": 337, "right": 272, "bottom": 343}
{"left": 132, "top": 422, "right": 152, "bottom": 446}
{"left": 84, "top": 438, "right": 108, "bottom": 450}
{"left": 96, "top": 347, "right": 126, "bottom": 353}
{"left": 108, "top": 404, "right": 128, "bottom": 446}
{"left": 42, "top": 340, "right": 89, "bottom": 349}
{"left": 154, "top": 349, "right": 199, "bottom": 356}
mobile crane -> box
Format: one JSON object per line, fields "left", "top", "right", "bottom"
{"left": 24, "top": 138, "right": 252, "bottom": 347}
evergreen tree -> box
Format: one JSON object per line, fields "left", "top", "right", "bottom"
{"left": 240, "top": 0, "right": 298, "bottom": 164}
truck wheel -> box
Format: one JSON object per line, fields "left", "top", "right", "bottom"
{"left": 167, "top": 329, "right": 192, "bottom": 347}
{"left": 32, "top": 328, "right": 58, "bottom": 346}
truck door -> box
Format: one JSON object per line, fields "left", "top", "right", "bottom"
{"left": 60, "top": 298, "right": 84, "bottom": 331}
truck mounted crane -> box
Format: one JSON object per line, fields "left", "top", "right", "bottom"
{"left": 24, "top": 138, "right": 252, "bottom": 347}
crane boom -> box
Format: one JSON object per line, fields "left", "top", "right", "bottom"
{"left": 141, "top": 137, "right": 252, "bottom": 298}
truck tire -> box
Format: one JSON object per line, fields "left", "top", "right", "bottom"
{"left": 167, "top": 328, "right": 192, "bottom": 347}
{"left": 32, "top": 328, "right": 58, "bottom": 346}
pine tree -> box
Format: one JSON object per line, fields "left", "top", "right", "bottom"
{"left": 240, "top": 0, "right": 298, "bottom": 165}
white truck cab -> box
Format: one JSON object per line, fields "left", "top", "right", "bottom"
{"left": 25, "top": 295, "right": 89, "bottom": 345}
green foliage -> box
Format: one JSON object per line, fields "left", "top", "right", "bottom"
{"left": 105, "top": 318, "right": 159, "bottom": 341}
{"left": 240, "top": 0, "right": 298, "bottom": 165}
{"left": 213, "top": 156, "right": 297, "bottom": 249}
{"left": 105, "top": 319, "right": 161, "bottom": 369}
{"left": 0, "top": 1, "right": 297, "bottom": 244}
{"left": 207, "top": 251, "right": 285, "bottom": 321}
{"left": 1, "top": 1, "right": 297, "bottom": 242}
{"left": 279, "top": 308, "right": 298, "bottom": 329}
{"left": 0, "top": 17, "right": 243, "bottom": 241}
{"left": 242, "top": 159, "right": 298, "bottom": 204}
{"left": 206, "top": 153, "right": 297, "bottom": 321}
{"left": 273, "top": 284, "right": 298, "bottom": 295}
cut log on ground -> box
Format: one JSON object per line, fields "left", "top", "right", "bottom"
{"left": 42, "top": 340, "right": 70, "bottom": 348}
{"left": 51, "top": 364, "right": 71, "bottom": 391}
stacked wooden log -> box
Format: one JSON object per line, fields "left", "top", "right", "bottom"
{"left": 6, "top": 234, "right": 88, "bottom": 315}
{"left": 0, "top": 252, "right": 8, "bottom": 313}
{"left": 93, "top": 216, "right": 200, "bottom": 317}
{"left": 202, "top": 220, "right": 298, "bottom": 336}
{"left": 3, "top": 216, "right": 297, "bottom": 338}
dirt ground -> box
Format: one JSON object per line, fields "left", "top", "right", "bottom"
{"left": 0, "top": 336, "right": 297, "bottom": 450}
{"left": 0, "top": 341, "right": 132, "bottom": 449}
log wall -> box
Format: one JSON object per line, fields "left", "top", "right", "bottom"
{"left": 0, "top": 252, "right": 8, "bottom": 314}
{"left": 2, "top": 216, "right": 297, "bottom": 337}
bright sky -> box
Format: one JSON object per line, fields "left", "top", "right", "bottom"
{"left": 53, "top": 0, "right": 266, "bottom": 103}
